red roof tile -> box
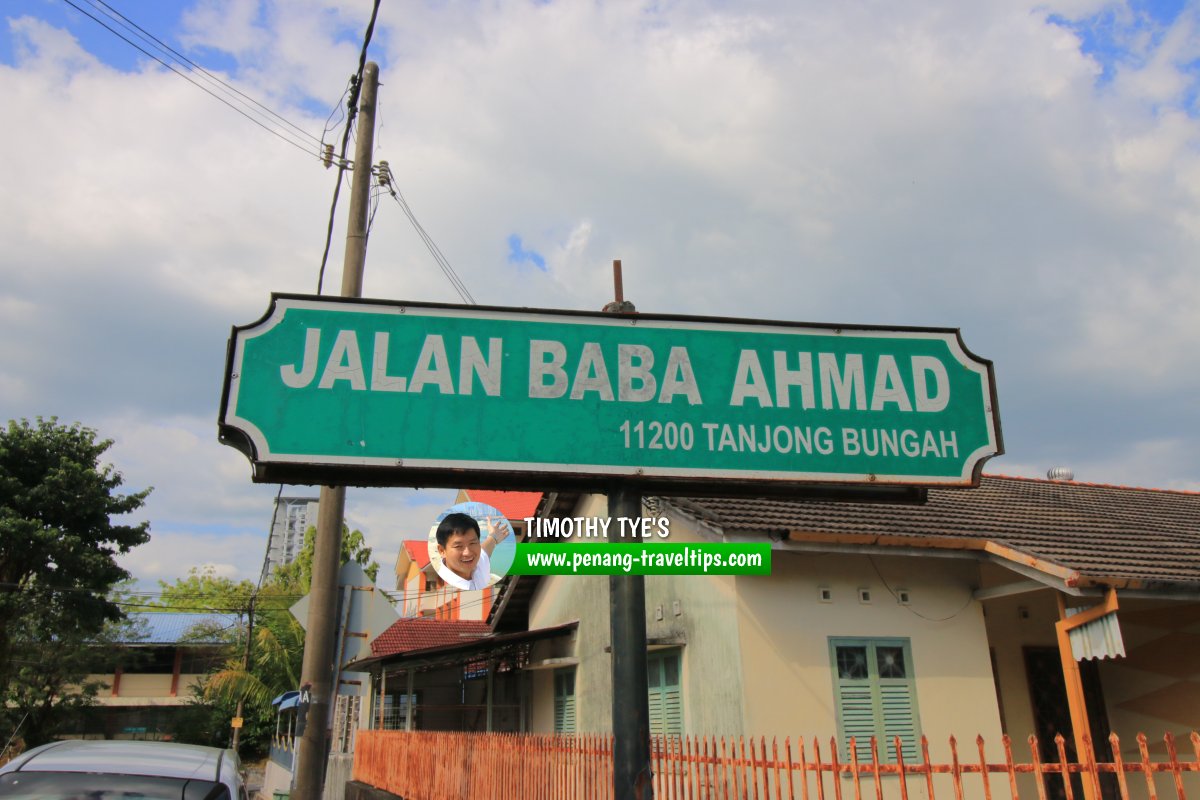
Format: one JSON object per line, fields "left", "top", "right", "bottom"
{"left": 464, "top": 490, "right": 543, "bottom": 520}
{"left": 401, "top": 540, "right": 430, "bottom": 567}
{"left": 671, "top": 474, "right": 1200, "bottom": 588}
{"left": 371, "top": 617, "right": 491, "bottom": 658}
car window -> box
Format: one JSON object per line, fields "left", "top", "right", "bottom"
{"left": 0, "top": 771, "right": 231, "bottom": 800}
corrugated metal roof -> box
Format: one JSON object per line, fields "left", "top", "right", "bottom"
{"left": 672, "top": 474, "right": 1200, "bottom": 588}
{"left": 1067, "top": 608, "right": 1126, "bottom": 660}
{"left": 119, "top": 612, "right": 242, "bottom": 645}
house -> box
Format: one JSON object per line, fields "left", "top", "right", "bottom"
{"left": 358, "top": 474, "right": 1200, "bottom": 783}
{"left": 392, "top": 490, "right": 543, "bottom": 621}
{"left": 77, "top": 611, "right": 239, "bottom": 740}
{"left": 358, "top": 616, "right": 501, "bottom": 731}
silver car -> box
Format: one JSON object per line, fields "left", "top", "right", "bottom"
{"left": 0, "top": 739, "right": 247, "bottom": 799}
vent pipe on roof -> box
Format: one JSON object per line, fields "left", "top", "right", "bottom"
{"left": 1047, "top": 466, "right": 1075, "bottom": 481}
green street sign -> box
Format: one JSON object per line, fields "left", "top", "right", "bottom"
{"left": 219, "top": 295, "right": 1002, "bottom": 492}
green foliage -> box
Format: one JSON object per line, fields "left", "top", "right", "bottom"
{"left": 149, "top": 524, "right": 380, "bottom": 756}
{"left": 151, "top": 568, "right": 305, "bottom": 756}
{"left": 0, "top": 418, "right": 150, "bottom": 747}
{"left": 271, "top": 523, "right": 380, "bottom": 593}
{"left": 153, "top": 566, "right": 256, "bottom": 614}
{"left": 4, "top": 620, "right": 135, "bottom": 748}
{"left": 172, "top": 681, "right": 274, "bottom": 751}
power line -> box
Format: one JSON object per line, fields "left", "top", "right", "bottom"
{"left": 377, "top": 161, "right": 476, "bottom": 304}
{"left": 77, "top": 0, "right": 324, "bottom": 147}
{"left": 315, "top": 0, "right": 382, "bottom": 295}
{"left": 58, "top": 0, "right": 324, "bottom": 163}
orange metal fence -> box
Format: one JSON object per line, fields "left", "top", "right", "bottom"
{"left": 353, "top": 730, "right": 1200, "bottom": 800}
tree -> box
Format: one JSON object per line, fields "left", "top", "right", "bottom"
{"left": 154, "top": 566, "right": 256, "bottom": 614}
{"left": 0, "top": 418, "right": 150, "bottom": 745}
{"left": 5, "top": 617, "right": 136, "bottom": 747}
{"left": 271, "top": 523, "right": 379, "bottom": 594}
{"left": 148, "top": 527, "right": 381, "bottom": 754}
{"left": 153, "top": 568, "right": 308, "bottom": 754}
{"left": 199, "top": 582, "right": 306, "bottom": 753}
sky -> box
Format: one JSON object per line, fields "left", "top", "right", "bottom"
{"left": 1, "top": 0, "right": 1198, "bottom": 591}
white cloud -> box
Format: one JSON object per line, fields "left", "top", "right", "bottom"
{"left": 3, "top": 0, "right": 1200, "bottom": 588}
{"left": 118, "top": 527, "right": 261, "bottom": 587}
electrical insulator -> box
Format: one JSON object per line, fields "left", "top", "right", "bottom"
{"left": 322, "top": 144, "right": 334, "bottom": 169}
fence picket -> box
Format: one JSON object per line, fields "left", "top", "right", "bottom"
{"left": 951, "top": 735, "right": 965, "bottom": 800}
{"left": 894, "top": 736, "right": 910, "bottom": 800}
{"left": 1055, "top": 734, "right": 1075, "bottom": 800}
{"left": 1083, "top": 735, "right": 1102, "bottom": 800}
{"left": 814, "top": 738, "right": 826, "bottom": 800}
{"left": 831, "top": 738, "right": 845, "bottom": 800}
{"left": 1139, "top": 733, "right": 1159, "bottom": 800}
{"left": 1165, "top": 732, "right": 1186, "bottom": 800}
{"left": 922, "top": 735, "right": 936, "bottom": 800}
{"left": 977, "top": 735, "right": 993, "bottom": 800}
{"left": 849, "top": 737, "right": 862, "bottom": 800}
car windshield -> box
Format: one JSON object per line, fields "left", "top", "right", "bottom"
{"left": 0, "top": 771, "right": 230, "bottom": 800}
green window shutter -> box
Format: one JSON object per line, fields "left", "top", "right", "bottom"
{"left": 554, "top": 669, "right": 576, "bottom": 734}
{"left": 647, "top": 650, "right": 683, "bottom": 737}
{"left": 836, "top": 683, "right": 877, "bottom": 762}
{"left": 829, "top": 638, "right": 921, "bottom": 763}
{"left": 880, "top": 682, "right": 919, "bottom": 761}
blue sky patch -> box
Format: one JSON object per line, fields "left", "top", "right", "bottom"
{"left": 1047, "top": 0, "right": 1197, "bottom": 115}
{"left": 1048, "top": 1, "right": 1186, "bottom": 83}
{"left": 507, "top": 234, "right": 548, "bottom": 271}
{"left": 2, "top": 1, "right": 190, "bottom": 69}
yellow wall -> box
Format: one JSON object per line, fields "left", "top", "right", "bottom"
{"left": 526, "top": 496, "right": 1005, "bottom": 747}
{"left": 734, "top": 550, "right": 1004, "bottom": 762}
{"left": 86, "top": 672, "right": 207, "bottom": 705}
{"left": 528, "top": 494, "right": 614, "bottom": 734}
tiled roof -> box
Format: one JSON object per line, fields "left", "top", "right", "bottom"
{"left": 120, "top": 612, "right": 242, "bottom": 645}
{"left": 463, "top": 490, "right": 543, "bottom": 521}
{"left": 370, "top": 617, "right": 491, "bottom": 658}
{"left": 402, "top": 540, "right": 431, "bottom": 567}
{"left": 673, "top": 474, "right": 1200, "bottom": 588}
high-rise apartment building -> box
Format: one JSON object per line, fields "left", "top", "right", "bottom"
{"left": 263, "top": 496, "right": 319, "bottom": 580}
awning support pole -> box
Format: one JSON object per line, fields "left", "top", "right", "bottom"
{"left": 1055, "top": 588, "right": 1118, "bottom": 800}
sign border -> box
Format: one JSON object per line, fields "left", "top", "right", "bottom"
{"left": 219, "top": 293, "right": 1003, "bottom": 495}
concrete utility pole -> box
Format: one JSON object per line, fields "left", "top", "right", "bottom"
{"left": 291, "top": 61, "right": 379, "bottom": 800}
{"left": 606, "top": 261, "right": 654, "bottom": 799}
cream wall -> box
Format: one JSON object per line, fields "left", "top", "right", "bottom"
{"left": 526, "top": 496, "right": 1007, "bottom": 755}
{"left": 642, "top": 505, "right": 746, "bottom": 736}
{"left": 530, "top": 666, "right": 555, "bottom": 733}
{"left": 526, "top": 495, "right": 748, "bottom": 735}
{"left": 86, "top": 672, "right": 207, "bottom": 705}
{"left": 528, "top": 493, "right": 614, "bottom": 734}
{"left": 734, "top": 550, "right": 1005, "bottom": 763}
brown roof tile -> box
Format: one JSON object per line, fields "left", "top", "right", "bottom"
{"left": 673, "top": 474, "right": 1200, "bottom": 588}
{"left": 371, "top": 617, "right": 491, "bottom": 658}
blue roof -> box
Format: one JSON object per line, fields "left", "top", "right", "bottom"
{"left": 272, "top": 691, "right": 300, "bottom": 710}
{"left": 119, "top": 612, "right": 242, "bottom": 645}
